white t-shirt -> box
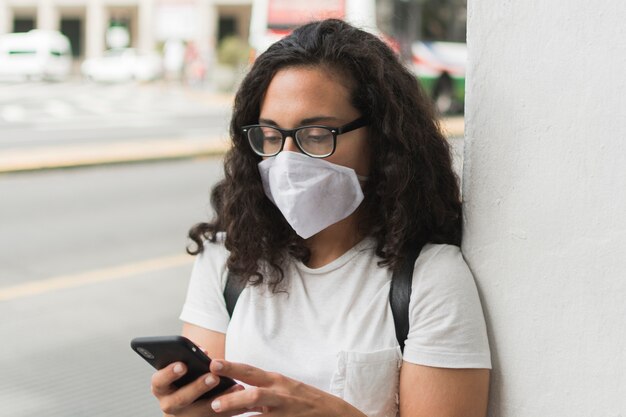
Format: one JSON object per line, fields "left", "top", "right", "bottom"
{"left": 180, "top": 237, "right": 491, "bottom": 417}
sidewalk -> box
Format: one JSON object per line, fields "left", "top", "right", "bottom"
{"left": 0, "top": 136, "right": 230, "bottom": 174}
{"left": 0, "top": 115, "right": 464, "bottom": 174}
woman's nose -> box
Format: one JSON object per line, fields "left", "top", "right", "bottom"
{"left": 283, "top": 136, "right": 300, "bottom": 153}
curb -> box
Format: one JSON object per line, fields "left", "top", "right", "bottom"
{"left": 0, "top": 136, "right": 231, "bottom": 174}
{"left": 441, "top": 116, "right": 464, "bottom": 138}
{"left": 0, "top": 117, "right": 464, "bottom": 174}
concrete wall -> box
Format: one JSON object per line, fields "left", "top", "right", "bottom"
{"left": 463, "top": 0, "right": 626, "bottom": 416}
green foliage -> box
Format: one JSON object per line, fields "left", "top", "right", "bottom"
{"left": 390, "top": 0, "right": 467, "bottom": 42}
{"left": 422, "top": 0, "right": 467, "bottom": 42}
{"left": 217, "top": 36, "right": 251, "bottom": 67}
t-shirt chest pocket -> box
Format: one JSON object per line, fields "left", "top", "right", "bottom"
{"left": 329, "top": 347, "right": 403, "bottom": 417}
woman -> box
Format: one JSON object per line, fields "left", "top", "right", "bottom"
{"left": 151, "top": 19, "right": 491, "bottom": 417}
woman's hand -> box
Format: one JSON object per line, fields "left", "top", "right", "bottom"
{"left": 208, "top": 359, "right": 366, "bottom": 417}
{"left": 150, "top": 361, "right": 247, "bottom": 417}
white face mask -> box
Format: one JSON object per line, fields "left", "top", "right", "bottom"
{"left": 258, "top": 151, "right": 367, "bottom": 239}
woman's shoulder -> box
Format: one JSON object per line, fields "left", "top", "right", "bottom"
{"left": 412, "top": 243, "right": 475, "bottom": 290}
{"left": 416, "top": 242, "right": 467, "bottom": 267}
{"left": 406, "top": 243, "right": 491, "bottom": 369}
{"left": 214, "top": 231, "right": 227, "bottom": 243}
{"left": 181, "top": 233, "right": 232, "bottom": 334}
{"left": 199, "top": 232, "right": 228, "bottom": 252}
{"left": 193, "top": 233, "right": 230, "bottom": 272}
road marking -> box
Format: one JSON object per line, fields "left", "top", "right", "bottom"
{"left": 0, "top": 254, "right": 194, "bottom": 301}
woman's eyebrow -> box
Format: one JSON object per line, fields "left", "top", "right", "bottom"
{"left": 258, "top": 118, "right": 277, "bottom": 125}
{"left": 300, "top": 116, "right": 340, "bottom": 125}
{"left": 258, "top": 116, "right": 341, "bottom": 126}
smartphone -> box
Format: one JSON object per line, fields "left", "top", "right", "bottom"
{"left": 130, "top": 335, "right": 236, "bottom": 400}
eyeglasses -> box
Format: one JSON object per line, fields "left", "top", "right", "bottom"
{"left": 242, "top": 117, "right": 369, "bottom": 158}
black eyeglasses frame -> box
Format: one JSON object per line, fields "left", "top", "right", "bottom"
{"left": 242, "top": 116, "right": 369, "bottom": 158}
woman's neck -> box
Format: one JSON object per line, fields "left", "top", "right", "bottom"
{"left": 304, "top": 212, "right": 364, "bottom": 269}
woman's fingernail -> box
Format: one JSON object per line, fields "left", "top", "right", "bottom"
{"left": 205, "top": 374, "right": 216, "bottom": 385}
{"left": 213, "top": 361, "right": 224, "bottom": 371}
{"left": 173, "top": 363, "right": 184, "bottom": 374}
{"left": 211, "top": 400, "right": 221, "bottom": 411}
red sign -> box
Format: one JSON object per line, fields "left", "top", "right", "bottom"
{"left": 268, "top": 0, "right": 346, "bottom": 29}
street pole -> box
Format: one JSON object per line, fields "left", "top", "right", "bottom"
{"left": 396, "top": 0, "right": 424, "bottom": 64}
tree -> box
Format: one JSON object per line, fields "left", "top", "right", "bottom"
{"left": 388, "top": 0, "right": 467, "bottom": 62}
{"left": 422, "top": 0, "right": 467, "bottom": 42}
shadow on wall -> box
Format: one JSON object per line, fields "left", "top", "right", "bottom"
{"left": 476, "top": 282, "right": 503, "bottom": 417}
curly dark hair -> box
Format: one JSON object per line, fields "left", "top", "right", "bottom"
{"left": 188, "top": 19, "right": 462, "bottom": 289}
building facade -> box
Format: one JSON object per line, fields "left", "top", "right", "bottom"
{"left": 0, "top": 0, "right": 252, "bottom": 59}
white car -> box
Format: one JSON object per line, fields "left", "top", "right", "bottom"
{"left": 0, "top": 30, "right": 72, "bottom": 81}
{"left": 81, "top": 48, "right": 163, "bottom": 83}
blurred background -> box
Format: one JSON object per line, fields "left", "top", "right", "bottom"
{"left": 0, "top": 0, "right": 466, "bottom": 415}
{"left": 0, "top": 0, "right": 466, "bottom": 110}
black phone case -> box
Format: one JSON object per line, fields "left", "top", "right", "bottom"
{"left": 130, "top": 335, "right": 236, "bottom": 400}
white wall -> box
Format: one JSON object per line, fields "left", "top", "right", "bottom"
{"left": 0, "top": 3, "right": 9, "bottom": 35}
{"left": 463, "top": 0, "right": 626, "bottom": 416}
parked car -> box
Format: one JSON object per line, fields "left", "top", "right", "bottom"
{"left": 411, "top": 41, "right": 467, "bottom": 114}
{"left": 81, "top": 48, "right": 163, "bottom": 83}
{"left": 0, "top": 30, "right": 72, "bottom": 81}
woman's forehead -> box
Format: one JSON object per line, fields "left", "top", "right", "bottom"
{"left": 260, "top": 66, "right": 356, "bottom": 119}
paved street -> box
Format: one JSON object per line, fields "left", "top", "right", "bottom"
{"left": 0, "top": 158, "right": 225, "bottom": 416}
{"left": 0, "top": 157, "right": 224, "bottom": 286}
{"left": 0, "top": 80, "right": 232, "bottom": 149}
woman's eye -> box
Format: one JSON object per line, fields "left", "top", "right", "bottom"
{"left": 307, "top": 135, "right": 326, "bottom": 142}
{"left": 265, "top": 135, "right": 282, "bottom": 143}
{"left": 302, "top": 129, "right": 330, "bottom": 142}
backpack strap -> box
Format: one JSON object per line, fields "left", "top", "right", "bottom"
{"left": 223, "top": 270, "right": 245, "bottom": 318}
{"left": 389, "top": 241, "right": 425, "bottom": 354}
{"left": 223, "top": 241, "right": 425, "bottom": 353}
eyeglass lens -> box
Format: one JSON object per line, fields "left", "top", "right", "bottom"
{"left": 247, "top": 126, "right": 334, "bottom": 157}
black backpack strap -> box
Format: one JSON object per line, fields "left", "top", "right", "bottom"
{"left": 390, "top": 241, "right": 425, "bottom": 353}
{"left": 224, "top": 270, "right": 245, "bottom": 318}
